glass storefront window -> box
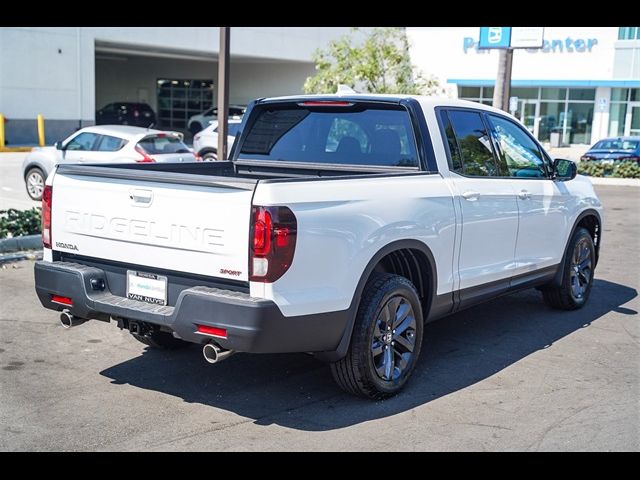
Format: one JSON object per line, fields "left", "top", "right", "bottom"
{"left": 541, "top": 88, "right": 566, "bottom": 100}
{"left": 631, "top": 89, "right": 639, "bottom": 102}
{"left": 611, "top": 88, "right": 629, "bottom": 102}
{"left": 156, "top": 78, "right": 214, "bottom": 129}
{"left": 569, "top": 89, "right": 596, "bottom": 101}
{"left": 538, "top": 102, "right": 564, "bottom": 143}
{"left": 608, "top": 103, "right": 627, "bottom": 137}
{"left": 482, "top": 87, "right": 494, "bottom": 99}
{"left": 566, "top": 103, "right": 593, "bottom": 144}
{"left": 511, "top": 88, "right": 538, "bottom": 100}
{"left": 459, "top": 86, "right": 481, "bottom": 98}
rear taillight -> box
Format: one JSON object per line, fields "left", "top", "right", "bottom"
{"left": 134, "top": 145, "right": 155, "bottom": 163}
{"left": 42, "top": 185, "right": 52, "bottom": 249}
{"left": 250, "top": 206, "right": 297, "bottom": 283}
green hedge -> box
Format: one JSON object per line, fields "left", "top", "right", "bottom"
{"left": 578, "top": 160, "right": 640, "bottom": 179}
{"left": 0, "top": 208, "right": 42, "bottom": 239}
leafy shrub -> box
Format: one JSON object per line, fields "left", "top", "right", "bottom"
{"left": 0, "top": 208, "right": 42, "bottom": 238}
{"left": 578, "top": 160, "right": 640, "bottom": 179}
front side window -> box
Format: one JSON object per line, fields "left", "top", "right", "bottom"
{"left": 65, "top": 132, "right": 99, "bottom": 151}
{"left": 447, "top": 110, "right": 499, "bottom": 176}
{"left": 96, "top": 135, "right": 127, "bottom": 152}
{"left": 488, "top": 114, "right": 546, "bottom": 178}
{"left": 238, "top": 105, "right": 419, "bottom": 168}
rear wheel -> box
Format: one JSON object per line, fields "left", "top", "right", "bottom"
{"left": 331, "top": 273, "right": 424, "bottom": 399}
{"left": 202, "top": 151, "right": 218, "bottom": 161}
{"left": 541, "top": 227, "right": 595, "bottom": 310}
{"left": 131, "top": 329, "right": 191, "bottom": 350}
{"left": 25, "top": 167, "right": 45, "bottom": 201}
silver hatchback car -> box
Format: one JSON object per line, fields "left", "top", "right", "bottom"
{"left": 23, "top": 125, "right": 196, "bottom": 200}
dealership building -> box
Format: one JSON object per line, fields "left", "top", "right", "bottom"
{"left": 408, "top": 27, "right": 640, "bottom": 146}
{"left": 0, "top": 27, "right": 359, "bottom": 144}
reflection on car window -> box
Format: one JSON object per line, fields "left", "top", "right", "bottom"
{"left": 593, "top": 139, "right": 638, "bottom": 151}
{"left": 239, "top": 106, "right": 419, "bottom": 168}
{"left": 488, "top": 114, "right": 546, "bottom": 178}
{"left": 137, "top": 135, "right": 190, "bottom": 155}
{"left": 66, "top": 132, "right": 99, "bottom": 151}
{"left": 447, "top": 110, "right": 499, "bottom": 176}
{"left": 97, "top": 135, "right": 126, "bottom": 152}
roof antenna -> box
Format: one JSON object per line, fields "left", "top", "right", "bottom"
{"left": 337, "top": 84, "right": 357, "bottom": 95}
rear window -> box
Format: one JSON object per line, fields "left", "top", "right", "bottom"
{"left": 593, "top": 139, "right": 638, "bottom": 151}
{"left": 137, "top": 135, "right": 190, "bottom": 155}
{"left": 238, "top": 104, "right": 419, "bottom": 168}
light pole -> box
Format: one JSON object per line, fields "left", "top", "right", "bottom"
{"left": 217, "top": 27, "right": 230, "bottom": 160}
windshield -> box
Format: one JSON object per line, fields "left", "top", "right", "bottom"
{"left": 593, "top": 139, "right": 638, "bottom": 151}
{"left": 238, "top": 104, "right": 419, "bottom": 168}
{"left": 137, "top": 135, "right": 190, "bottom": 155}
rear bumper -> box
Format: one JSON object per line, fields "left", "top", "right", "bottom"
{"left": 34, "top": 260, "right": 349, "bottom": 354}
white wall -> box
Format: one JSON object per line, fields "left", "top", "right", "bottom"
{"left": 0, "top": 27, "right": 357, "bottom": 121}
{"left": 407, "top": 27, "right": 619, "bottom": 91}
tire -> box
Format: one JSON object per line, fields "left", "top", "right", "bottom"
{"left": 541, "top": 227, "right": 595, "bottom": 310}
{"left": 190, "top": 122, "right": 203, "bottom": 135}
{"left": 202, "top": 151, "right": 218, "bottom": 162}
{"left": 131, "top": 330, "right": 191, "bottom": 350}
{"left": 331, "top": 273, "right": 424, "bottom": 399}
{"left": 25, "top": 167, "right": 45, "bottom": 201}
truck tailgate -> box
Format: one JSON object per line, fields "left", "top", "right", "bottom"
{"left": 51, "top": 166, "right": 256, "bottom": 282}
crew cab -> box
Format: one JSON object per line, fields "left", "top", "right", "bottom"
{"left": 34, "top": 95, "right": 603, "bottom": 399}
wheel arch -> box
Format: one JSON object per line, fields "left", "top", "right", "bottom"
{"left": 316, "top": 239, "right": 438, "bottom": 362}
{"left": 552, "top": 208, "right": 602, "bottom": 287}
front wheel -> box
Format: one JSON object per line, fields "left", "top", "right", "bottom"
{"left": 541, "top": 227, "right": 595, "bottom": 310}
{"left": 331, "top": 273, "right": 424, "bottom": 399}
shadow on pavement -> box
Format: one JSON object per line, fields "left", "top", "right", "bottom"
{"left": 100, "top": 279, "right": 637, "bottom": 431}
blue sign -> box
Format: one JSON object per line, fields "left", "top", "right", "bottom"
{"left": 478, "top": 27, "right": 511, "bottom": 49}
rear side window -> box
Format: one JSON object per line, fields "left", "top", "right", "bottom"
{"left": 440, "top": 111, "right": 463, "bottom": 173}
{"left": 96, "top": 134, "right": 127, "bottom": 152}
{"left": 238, "top": 104, "right": 419, "bottom": 168}
{"left": 137, "top": 135, "right": 190, "bottom": 155}
{"left": 214, "top": 123, "right": 242, "bottom": 136}
{"left": 447, "top": 110, "right": 499, "bottom": 176}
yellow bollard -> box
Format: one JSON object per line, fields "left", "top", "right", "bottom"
{"left": 37, "top": 114, "right": 45, "bottom": 147}
{"left": 0, "top": 114, "right": 5, "bottom": 148}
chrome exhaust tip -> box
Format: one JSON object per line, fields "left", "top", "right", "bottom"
{"left": 202, "top": 342, "right": 234, "bottom": 364}
{"left": 60, "top": 310, "right": 86, "bottom": 329}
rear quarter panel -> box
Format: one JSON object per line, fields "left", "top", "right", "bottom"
{"left": 251, "top": 174, "right": 458, "bottom": 317}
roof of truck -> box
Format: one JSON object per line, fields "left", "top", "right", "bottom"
{"left": 260, "top": 93, "right": 509, "bottom": 116}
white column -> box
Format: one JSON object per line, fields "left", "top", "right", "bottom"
{"left": 592, "top": 87, "right": 611, "bottom": 144}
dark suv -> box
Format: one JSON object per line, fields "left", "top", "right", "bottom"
{"left": 96, "top": 102, "right": 156, "bottom": 127}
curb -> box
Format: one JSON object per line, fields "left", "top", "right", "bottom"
{"left": 0, "top": 249, "right": 43, "bottom": 266}
{"left": 587, "top": 177, "right": 640, "bottom": 187}
{"left": 0, "top": 234, "right": 42, "bottom": 253}
{"left": 0, "top": 147, "right": 33, "bottom": 152}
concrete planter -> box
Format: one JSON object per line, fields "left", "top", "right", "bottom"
{"left": 0, "top": 234, "right": 42, "bottom": 253}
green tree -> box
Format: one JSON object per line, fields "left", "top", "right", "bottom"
{"left": 304, "top": 27, "right": 440, "bottom": 96}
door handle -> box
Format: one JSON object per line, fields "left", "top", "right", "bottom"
{"left": 518, "top": 189, "right": 531, "bottom": 200}
{"left": 461, "top": 191, "right": 480, "bottom": 201}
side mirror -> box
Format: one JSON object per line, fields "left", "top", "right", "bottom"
{"left": 55, "top": 141, "right": 64, "bottom": 150}
{"left": 553, "top": 158, "right": 577, "bottom": 181}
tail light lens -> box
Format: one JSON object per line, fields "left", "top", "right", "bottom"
{"left": 250, "top": 206, "right": 297, "bottom": 283}
{"left": 134, "top": 145, "right": 155, "bottom": 163}
{"left": 42, "top": 185, "right": 52, "bottom": 249}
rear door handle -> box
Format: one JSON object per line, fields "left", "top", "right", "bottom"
{"left": 518, "top": 189, "right": 531, "bottom": 200}
{"left": 461, "top": 191, "right": 480, "bottom": 201}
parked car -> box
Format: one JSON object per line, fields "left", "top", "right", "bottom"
{"left": 96, "top": 102, "right": 156, "bottom": 128}
{"left": 581, "top": 137, "right": 640, "bottom": 164}
{"left": 187, "top": 105, "right": 245, "bottom": 135}
{"left": 193, "top": 119, "right": 242, "bottom": 161}
{"left": 34, "top": 95, "right": 602, "bottom": 399}
{"left": 22, "top": 125, "right": 195, "bottom": 200}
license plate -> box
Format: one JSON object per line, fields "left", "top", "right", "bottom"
{"left": 126, "top": 270, "right": 167, "bottom": 305}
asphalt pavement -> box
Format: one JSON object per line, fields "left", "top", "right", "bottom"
{"left": 0, "top": 153, "right": 40, "bottom": 211}
{"left": 0, "top": 178, "right": 638, "bottom": 450}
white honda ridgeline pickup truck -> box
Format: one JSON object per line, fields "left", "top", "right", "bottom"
{"left": 35, "top": 94, "right": 603, "bottom": 399}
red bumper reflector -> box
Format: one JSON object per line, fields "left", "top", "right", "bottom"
{"left": 197, "top": 325, "right": 227, "bottom": 338}
{"left": 51, "top": 295, "right": 73, "bottom": 306}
